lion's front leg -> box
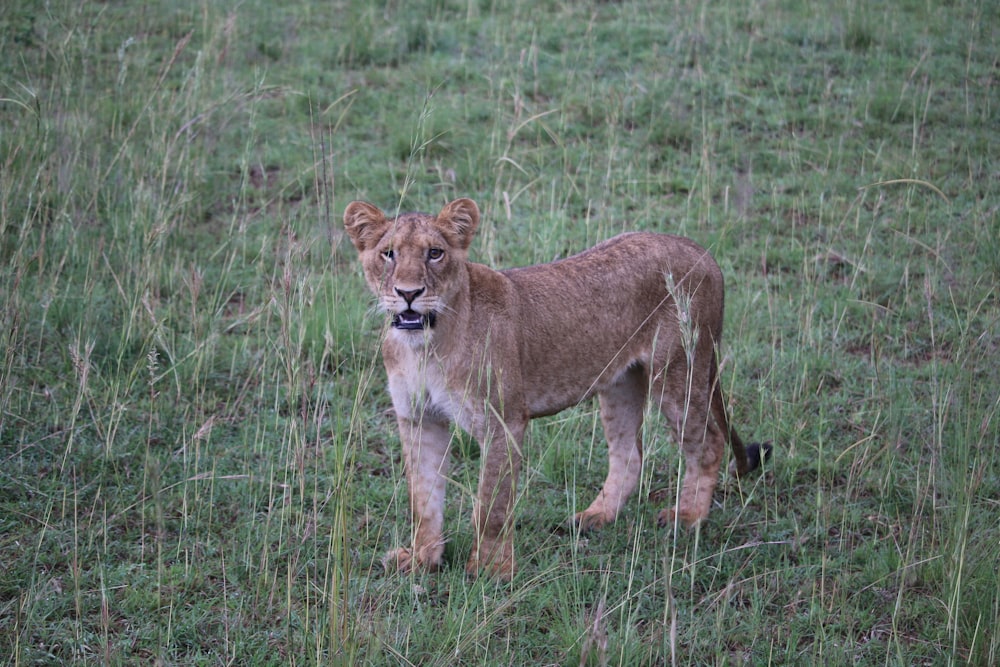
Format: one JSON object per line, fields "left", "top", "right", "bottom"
{"left": 385, "top": 414, "right": 451, "bottom": 574}
{"left": 466, "top": 418, "right": 525, "bottom": 581}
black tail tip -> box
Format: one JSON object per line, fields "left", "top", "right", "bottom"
{"left": 730, "top": 441, "right": 773, "bottom": 477}
{"left": 746, "top": 441, "right": 773, "bottom": 472}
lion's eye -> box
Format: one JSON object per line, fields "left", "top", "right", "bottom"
{"left": 381, "top": 249, "right": 394, "bottom": 262}
{"left": 427, "top": 248, "right": 444, "bottom": 261}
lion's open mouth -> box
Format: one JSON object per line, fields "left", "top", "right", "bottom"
{"left": 392, "top": 309, "right": 436, "bottom": 330}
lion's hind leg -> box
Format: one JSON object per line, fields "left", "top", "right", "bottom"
{"left": 574, "top": 365, "right": 646, "bottom": 531}
{"left": 653, "top": 358, "right": 724, "bottom": 528}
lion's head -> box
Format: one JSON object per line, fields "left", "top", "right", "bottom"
{"left": 343, "top": 198, "right": 480, "bottom": 345}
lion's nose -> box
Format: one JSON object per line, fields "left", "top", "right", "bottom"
{"left": 395, "top": 287, "right": 424, "bottom": 305}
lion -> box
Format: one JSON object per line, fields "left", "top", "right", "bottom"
{"left": 343, "top": 197, "right": 770, "bottom": 580}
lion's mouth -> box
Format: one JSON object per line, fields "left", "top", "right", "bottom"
{"left": 392, "top": 309, "right": 436, "bottom": 330}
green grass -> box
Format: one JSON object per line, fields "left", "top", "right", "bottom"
{"left": 1, "top": 0, "right": 998, "bottom": 664}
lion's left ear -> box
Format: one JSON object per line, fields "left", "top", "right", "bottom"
{"left": 436, "top": 198, "right": 480, "bottom": 250}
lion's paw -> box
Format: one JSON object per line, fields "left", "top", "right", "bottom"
{"left": 465, "top": 542, "right": 515, "bottom": 581}
{"left": 382, "top": 547, "right": 414, "bottom": 573}
{"left": 382, "top": 547, "right": 440, "bottom": 575}
{"left": 657, "top": 506, "right": 706, "bottom": 529}
{"left": 572, "top": 509, "right": 613, "bottom": 532}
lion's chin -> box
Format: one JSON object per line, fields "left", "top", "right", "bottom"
{"left": 392, "top": 309, "right": 436, "bottom": 330}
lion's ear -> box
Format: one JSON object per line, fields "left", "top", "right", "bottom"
{"left": 436, "top": 198, "right": 480, "bottom": 250}
{"left": 343, "top": 201, "right": 387, "bottom": 252}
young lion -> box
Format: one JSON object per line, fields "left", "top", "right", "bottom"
{"left": 344, "top": 197, "right": 769, "bottom": 580}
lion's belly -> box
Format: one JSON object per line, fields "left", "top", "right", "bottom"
{"left": 521, "top": 348, "right": 644, "bottom": 418}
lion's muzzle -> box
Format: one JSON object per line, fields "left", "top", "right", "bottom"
{"left": 391, "top": 286, "right": 437, "bottom": 330}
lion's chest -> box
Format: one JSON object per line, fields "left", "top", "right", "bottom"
{"left": 386, "top": 348, "right": 480, "bottom": 433}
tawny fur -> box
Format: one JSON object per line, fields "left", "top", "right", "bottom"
{"left": 344, "top": 198, "right": 766, "bottom": 580}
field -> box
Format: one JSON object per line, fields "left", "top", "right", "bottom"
{"left": 1, "top": 0, "right": 998, "bottom": 664}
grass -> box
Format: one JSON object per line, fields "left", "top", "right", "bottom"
{"left": 1, "top": 0, "right": 998, "bottom": 664}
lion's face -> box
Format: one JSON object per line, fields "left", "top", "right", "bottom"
{"left": 344, "top": 199, "right": 480, "bottom": 345}
{"left": 366, "top": 214, "right": 461, "bottom": 339}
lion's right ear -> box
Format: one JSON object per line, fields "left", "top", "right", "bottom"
{"left": 343, "top": 201, "right": 387, "bottom": 252}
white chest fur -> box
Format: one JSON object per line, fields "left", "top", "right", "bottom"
{"left": 386, "top": 345, "right": 465, "bottom": 427}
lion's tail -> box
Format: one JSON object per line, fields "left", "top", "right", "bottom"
{"left": 711, "top": 352, "right": 771, "bottom": 477}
